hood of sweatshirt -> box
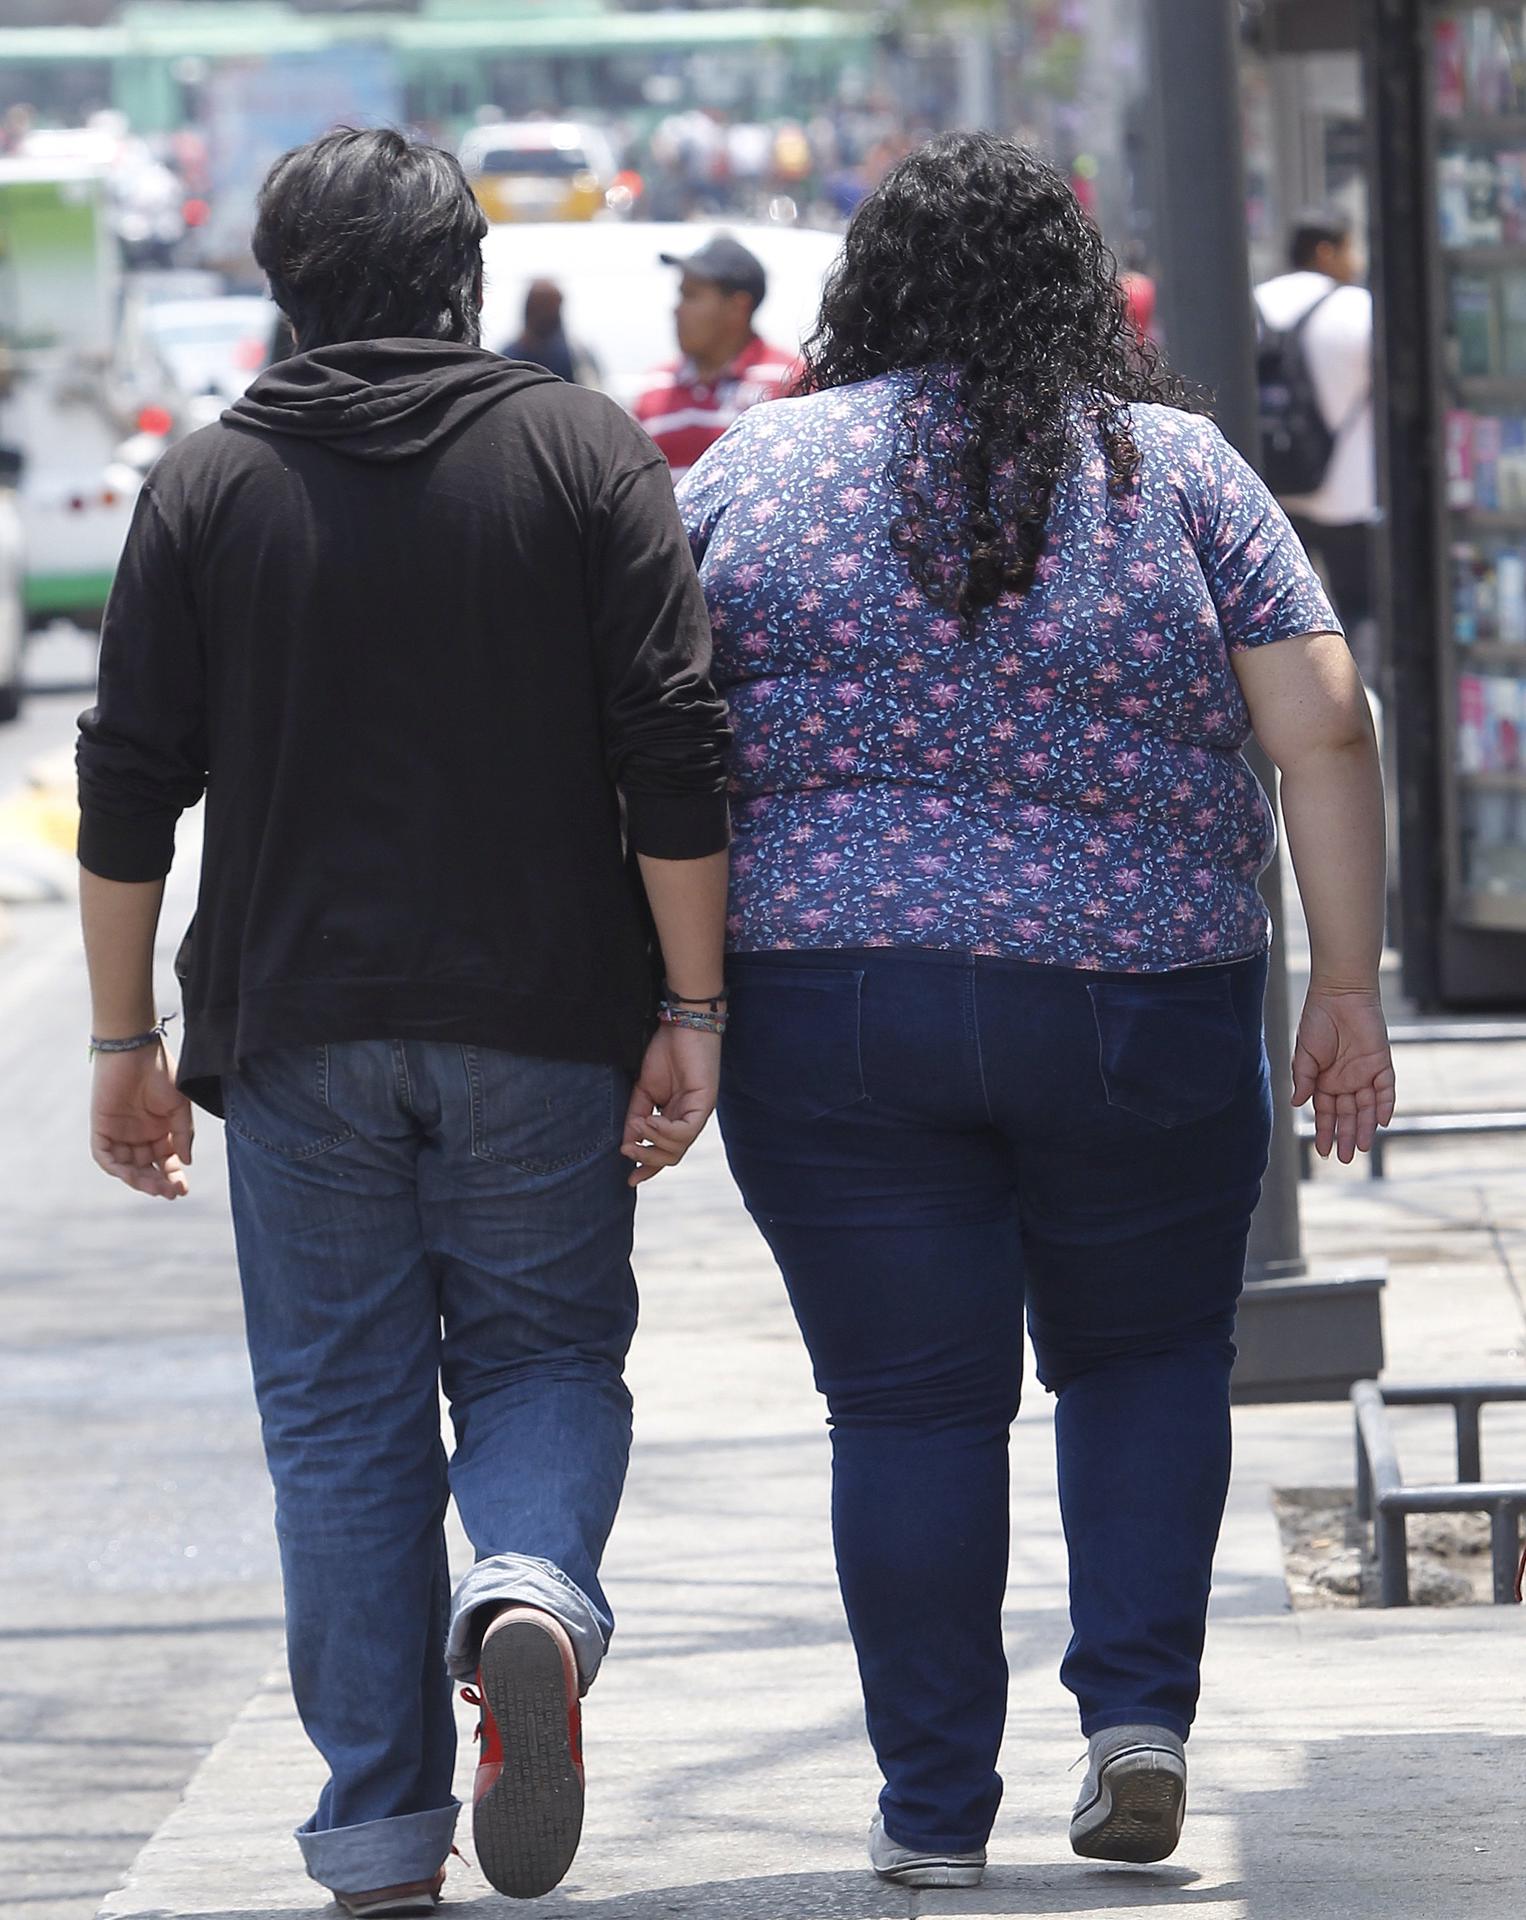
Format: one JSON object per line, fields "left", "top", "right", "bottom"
{"left": 224, "top": 337, "right": 560, "bottom": 463}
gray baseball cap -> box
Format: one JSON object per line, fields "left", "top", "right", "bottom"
{"left": 659, "top": 233, "right": 767, "bottom": 305}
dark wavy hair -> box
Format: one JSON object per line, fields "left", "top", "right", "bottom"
{"left": 254, "top": 127, "right": 488, "bottom": 352}
{"left": 801, "top": 132, "right": 1196, "bottom": 615}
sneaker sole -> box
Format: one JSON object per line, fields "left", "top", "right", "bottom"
{"left": 873, "top": 1861, "right": 986, "bottom": 1889}
{"left": 473, "top": 1621, "right": 584, "bottom": 1900}
{"left": 337, "top": 1898, "right": 441, "bottom": 1919}
{"left": 1070, "top": 1749, "right": 1186, "bottom": 1864}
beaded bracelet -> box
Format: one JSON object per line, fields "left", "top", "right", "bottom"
{"left": 657, "top": 1000, "right": 728, "bottom": 1036}
{"left": 88, "top": 1014, "right": 176, "bottom": 1061}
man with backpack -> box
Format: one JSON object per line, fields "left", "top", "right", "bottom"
{"left": 1255, "top": 210, "right": 1378, "bottom": 682}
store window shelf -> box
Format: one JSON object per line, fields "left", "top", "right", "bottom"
{"left": 1438, "top": 113, "right": 1526, "bottom": 141}
{"left": 1456, "top": 889, "right": 1526, "bottom": 929}
{"left": 1457, "top": 766, "right": 1526, "bottom": 789}
{"left": 1445, "top": 242, "right": 1526, "bottom": 268}
{"left": 1451, "top": 504, "right": 1526, "bottom": 529}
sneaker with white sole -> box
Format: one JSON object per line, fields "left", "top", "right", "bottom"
{"left": 867, "top": 1812, "right": 986, "bottom": 1888}
{"left": 1069, "top": 1724, "right": 1187, "bottom": 1864}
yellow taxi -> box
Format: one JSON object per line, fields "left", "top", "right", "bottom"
{"left": 460, "top": 121, "right": 620, "bottom": 225}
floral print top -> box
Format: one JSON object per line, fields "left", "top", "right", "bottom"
{"left": 677, "top": 374, "right": 1339, "bottom": 972}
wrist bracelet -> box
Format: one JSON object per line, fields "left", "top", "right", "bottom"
{"left": 658, "top": 1000, "right": 728, "bottom": 1035}
{"left": 89, "top": 1014, "right": 176, "bottom": 1061}
{"left": 662, "top": 985, "right": 729, "bottom": 1010}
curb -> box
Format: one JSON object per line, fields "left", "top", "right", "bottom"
{"left": 97, "top": 1667, "right": 321, "bottom": 1920}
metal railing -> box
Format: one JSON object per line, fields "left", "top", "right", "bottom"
{"left": 1294, "top": 1021, "right": 1526, "bottom": 1180}
{"left": 1300, "top": 1111, "right": 1526, "bottom": 1181}
{"left": 1352, "top": 1380, "right": 1526, "bottom": 1605}
{"left": 1387, "top": 1022, "right": 1526, "bottom": 1045}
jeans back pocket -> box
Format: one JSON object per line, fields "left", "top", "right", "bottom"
{"left": 223, "top": 1046, "right": 356, "bottom": 1160}
{"left": 462, "top": 1048, "right": 621, "bottom": 1175}
{"left": 722, "top": 964, "right": 867, "bottom": 1122}
{"left": 1087, "top": 971, "right": 1248, "bottom": 1129}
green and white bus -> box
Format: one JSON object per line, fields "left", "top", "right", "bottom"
{"left": 0, "top": 157, "right": 138, "bottom": 627}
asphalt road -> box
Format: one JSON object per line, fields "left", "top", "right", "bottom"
{"left": 0, "top": 656, "right": 285, "bottom": 1920}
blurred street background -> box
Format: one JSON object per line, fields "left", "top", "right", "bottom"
{"left": 1, "top": 2, "right": 1524, "bottom": 1917}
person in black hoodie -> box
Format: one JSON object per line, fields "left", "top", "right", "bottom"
{"left": 77, "top": 129, "right": 731, "bottom": 1912}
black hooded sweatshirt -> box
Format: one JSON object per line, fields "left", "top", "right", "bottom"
{"left": 77, "top": 338, "right": 731, "bottom": 1112}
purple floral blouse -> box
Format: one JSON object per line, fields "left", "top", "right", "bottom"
{"left": 677, "top": 374, "right": 1339, "bottom": 972}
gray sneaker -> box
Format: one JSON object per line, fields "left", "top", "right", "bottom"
{"left": 1069, "top": 1724, "right": 1187, "bottom": 1864}
{"left": 867, "top": 1813, "right": 986, "bottom": 1888}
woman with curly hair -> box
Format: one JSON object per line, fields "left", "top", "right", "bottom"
{"left": 674, "top": 133, "right": 1394, "bottom": 1887}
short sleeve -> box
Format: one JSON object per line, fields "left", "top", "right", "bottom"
{"left": 675, "top": 419, "right": 747, "bottom": 569}
{"left": 1196, "top": 424, "right": 1342, "bottom": 651}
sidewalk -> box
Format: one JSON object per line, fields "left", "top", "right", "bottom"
{"left": 97, "top": 1097, "right": 1525, "bottom": 1920}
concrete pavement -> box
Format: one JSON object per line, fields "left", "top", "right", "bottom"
{"left": 92, "top": 1114, "right": 1526, "bottom": 1920}
{"left": 0, "top": 696, "right": 284, "bottom": 1920}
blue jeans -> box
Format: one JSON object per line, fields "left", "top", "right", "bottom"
{"left": 719, "top": 947, "right": 1272, "bottom": 1857}
{"left": 223, "top": 1040, "right": 637, "bottom": 1893}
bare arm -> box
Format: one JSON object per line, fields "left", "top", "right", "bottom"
{"left": 1232, "top": 631, "right": 1396, "bottom": 1161}
{"left": 80, "top": 868, "right": 193, "bottom": 1199}
{"left": 618, "top": 848, "right": 729, "bottom": 1189}
{"left": 638, "top": 848, "right": 728, "bottom": 1002}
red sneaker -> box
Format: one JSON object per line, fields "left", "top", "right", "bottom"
{"left": 461, "top": 1608, "right": 584, "bottom": 1899}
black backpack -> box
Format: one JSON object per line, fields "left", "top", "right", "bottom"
{"left": 1255, "top": 284, "right": 1341, "bottom": 496}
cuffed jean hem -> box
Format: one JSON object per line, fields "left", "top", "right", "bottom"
{"left": 1080, "top": 1707, "right": 1192, "bottom": 1743}
{"left": 296, "top": 1801, "right": 461, "bottom": 1892}
{"left": 882, "top": 1803, "right": 997, "bottom": 1857}
{"left": 447, "top": 1553, "right": 609, "bottom": 1694}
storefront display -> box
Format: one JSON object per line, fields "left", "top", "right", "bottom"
{"left": 1426, "top": 3, "right": 1526, "bottom": 931}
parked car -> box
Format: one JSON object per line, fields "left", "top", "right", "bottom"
{"left": 478, "top": 220, "right": 843, "bottom": 411}
{"left": 461, "top": 121, "right": 621, "bottom": 225}
{"left": 137, "top": 294, "right": 278, "bottom": 431}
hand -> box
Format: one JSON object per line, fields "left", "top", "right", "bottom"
{"left": 621, "top": 1023, "right": 722, "bottom": 1187}
{"left": 91, "top": 1042, "right": 194, "bottom": 1199}
{"left": 1292, "top": 985, "right": 1396, "bottom": 1165}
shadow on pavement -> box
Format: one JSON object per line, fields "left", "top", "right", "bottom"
{"left": 123, "top": 1869, "right": 1237, "bottom": 1920}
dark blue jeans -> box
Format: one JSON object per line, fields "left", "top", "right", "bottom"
{"left": 719, "top": 947, "right": 1272, "bottom": 1857}
{"left": 224, "top": 1040, "right": 637, "bottom": 1892}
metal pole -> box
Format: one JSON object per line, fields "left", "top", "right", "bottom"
{"left": 1456, "top": 1398, "right": 1484, "bottom": 1486}
{"left": 1355, "top": 1426, "right": 1373, "bottom": 1523}
{"left": 1377, "top": 1507, "right": 1410, "bottom": 1607}
{"left": 1144, "top": 0, "right": 1304, "bottom": 1280}
{"left": 1490, "top": 1506, "right": 1521, "bottom": 1606}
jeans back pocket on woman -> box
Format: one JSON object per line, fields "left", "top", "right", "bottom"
{"left": 722, "top": 964, "right": 867, "bottom": 1122}
{"left": 223, "top": 1046, "right": 356, "bottom": 1160}
{"left": 1087, "top": 972, "right": 1248, "bottom": 1129}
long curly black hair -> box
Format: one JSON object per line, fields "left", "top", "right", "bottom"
{"left": 801, "top": 132, "right": 1197, "bottom": 615}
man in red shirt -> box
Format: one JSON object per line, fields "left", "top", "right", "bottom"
{"left": 634, "top": 233, "right": 797, "bottom": 478}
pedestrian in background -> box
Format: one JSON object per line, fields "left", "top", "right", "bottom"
{"left": 681, "top": 132, "right": 1394, "bottom": 1890}
{"left": 632, "top": 233, "right": 796, "bottom": 480}
{"left": 1255, "top": 208, "right": 1378, "bottom": 680}
{"left": 77, "top": 127, "right": 729, "bottom": 1913}
{"left": 500, "top": 276, "right": 599, "bottom": 387}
